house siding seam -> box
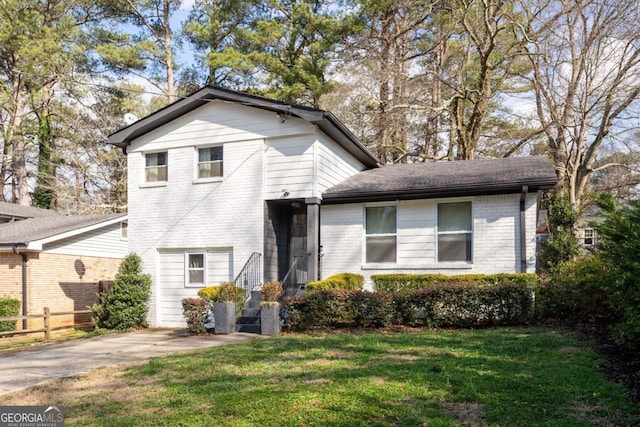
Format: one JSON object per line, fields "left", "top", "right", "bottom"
{"left": 320, "top": 193, "right": 540, "bottom": 288}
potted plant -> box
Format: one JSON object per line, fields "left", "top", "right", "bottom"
{"left": 212, "top": 282, "right": 238, "bottom": 334}
{"left": 259, "top": 281, "right": 283, "bottom": 336}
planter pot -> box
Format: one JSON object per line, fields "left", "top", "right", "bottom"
{"left": 213, "top": 302, "right": 236, "bottom": 334}
{"left": 260, "top": 303, "right": 281, "bottom": 336}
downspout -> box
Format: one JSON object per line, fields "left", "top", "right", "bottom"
{"left": 12, "top": 245, "right": 28, "bottom": 330}
{"left": 520, "top": 186, "right": 529, "bottom": 273}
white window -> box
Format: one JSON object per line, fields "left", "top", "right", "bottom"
{"left": 145, "top": 152, "right": 167, "bottom": 182}
{"left": 120, "top": 221, "right": 128, "bottom": 239}
{"left": 582, "top": 228, "right": 597, "bottom": 246}
{"left": 186, "top": 253, "right": 206, "bottom": 287}
{"left": 438, "top": 202, "right": 472, "bottom": 262}
{"left": 197, "top": 146, "right": 223, "bottom": 179}
{"left": 365, "top": 206, "right": 397, "bottom": 263}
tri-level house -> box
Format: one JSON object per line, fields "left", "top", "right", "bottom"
{"left": 109, "top": 86, "right": 557, "bottom": 328}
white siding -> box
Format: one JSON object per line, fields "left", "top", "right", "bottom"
{"left": 128, "top": 103, "right": 274, "bottom": 326}
{"left": 157, "top": 249, "right": 233, "bottom": 328}
{"left": 316, "top": 133, "right": 367, "bottom": 194}
{"left": 43, "top": 222, "right": 128, "bottom": 258}
{"left": 264, "top": 135, "right": 315, "bottom": 200}
{"left": 320, "top": 193, "right": 539, "bottom": 289}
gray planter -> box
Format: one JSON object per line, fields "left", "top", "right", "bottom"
{"left": 213, "top": 302, "right": 236, "bottom": 334}
{"left": 260, "top": 303, "right": 281, "bottom": 336}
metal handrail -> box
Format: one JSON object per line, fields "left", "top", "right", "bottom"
{"left": 233, "top": 252, "right": 262, "bottom": 307}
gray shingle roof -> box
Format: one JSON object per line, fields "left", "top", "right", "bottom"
{"left": 0, "top": 201, "right": 62, "bottom": 220}
{"left": 322, "top": 156, "right": 557, "bottom": 203}
{"left": 0, "top": 213, "right": 126, "bottom": 246}
{"left": 108, "top": 85, "right": 380, "bottom": 168}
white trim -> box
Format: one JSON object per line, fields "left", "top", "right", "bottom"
{"left": 194, "top": 145, "right": 224, "bottom": 182}
{"left": 143, "top": 150, "right": 168, "bottom": 184}
{"left": 185, "top": 251, "right": 207, "bottom": 288}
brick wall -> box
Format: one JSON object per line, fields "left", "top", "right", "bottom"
{"left": 0, "top": 252, "right": 122, "bottom": 330}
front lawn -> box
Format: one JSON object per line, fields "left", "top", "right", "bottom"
{"left": 2, "top": 327, "right": 638, "bottom": 426}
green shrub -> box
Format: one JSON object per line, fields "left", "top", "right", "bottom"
{"left": 538, "top": 195, "right": 582, "bottom": 274}
{"left": 284, "top": 283, "right": 533, "bottom": 331}
{"left": 181, "top": 298, "right": 208, "bottom": 335}
{"left": 595, "top": 197, "right": 640, "bottom": 348}
{"left": 372, "top": 273, "right": 538, "bottom": 292}
{"left": 91, "top": 253, "right": 152, "bottom": 330}
{"left": 538, "top": 255, "right": 609, "bottom": 320}
{"left": 0, "top": 295, "right": 21, "bottom": 332}
{"left": 307, "top": 273, "right": 365, "bottom": 292}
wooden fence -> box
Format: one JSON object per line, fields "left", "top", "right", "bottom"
{"left": 0, "top": 307, "right": 93, "bottom": 341}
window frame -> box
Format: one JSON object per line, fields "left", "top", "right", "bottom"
{"left": 195, "top": 145, "right": 223, "bottom": 182}
{"left": 144, "top": 151, "right": 168, "bottom": 183}
{"left": 436, "top": 201, "right": 473, "bottom": 263}
{"left": 364, "top": 204, "right": 398, "bottom": 264}
{"left": 120, "top": 221, "right": 128, "bottom": 240}
{"left": 581, "top": 227, "right": 597, "bottom": 247}
{"left": 185, "top": 252, "right": 207, "bottom": 288}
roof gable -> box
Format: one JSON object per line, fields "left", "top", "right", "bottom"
{"left": 0, "top": 201, "right": 62, "bottom": 221}
{"left": 322, "top": 156, "right": 558, "bottom": 203}
{"left": 108, "top": 86, "right": 379, "bottom": 168}
{"left": 0, "top": 213, "right": 126, "bottom": 250}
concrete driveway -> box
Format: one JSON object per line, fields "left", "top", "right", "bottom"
{"left": 0, "top": 329, "right": 259, "bottom": 396}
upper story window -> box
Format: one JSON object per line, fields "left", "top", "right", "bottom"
{"left": 365, "top": 206, "right": 397, "bottom": 263}
{"left": 120, "top": 221, "right": 128, "bottom": 239}
{"left": 197, "top": 146, "right": 223, "bottom": 179}
{"left": 438, "top": 202, "right": 472, "bottom": 262}
{"left": 145, "top": 152, "right": 167, "bottom": 182}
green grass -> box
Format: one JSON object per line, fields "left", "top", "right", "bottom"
{"left": 61, "top": 328, "right": 639, "bottom": 426}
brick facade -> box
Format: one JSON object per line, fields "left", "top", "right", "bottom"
{"left": 0, "top": 252, "right": 122, "bottom": 329}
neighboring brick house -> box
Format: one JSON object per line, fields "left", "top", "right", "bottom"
{"left": 0, "top": 202, "right": 127, "bottom": 329}
{"left": 108, "top": 86, "right": 557, "bottom": 328}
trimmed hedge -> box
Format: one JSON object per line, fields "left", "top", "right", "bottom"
{"left": 307, "top": 273, "right": 365, "bottom": 292}
{"left": 0, "top": 295, "right": 21, "bottom": 332}
{"left": 372, "top": 273, "right": 538, "bottom": 292}
{"left": 284, "top": 283, "right": 534, "bottom": 331}
{"left": 197, "top": 283, "right": 245, "bottom": 306}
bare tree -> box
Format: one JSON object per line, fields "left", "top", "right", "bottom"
{"left": 523, "top": 0, "right": 640, "bottom": 208}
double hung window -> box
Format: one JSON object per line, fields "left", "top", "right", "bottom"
{"left": 145, "top": 152, "right": 167, "bottom": 182}
{"left": 365, "top": 206, "right": 397, "bottom": 263}
{"left": 197, "top": 146, "right": 223, "bottom": 179}
{"left": 437, "top": 202, "right": 472, "bottom": 262}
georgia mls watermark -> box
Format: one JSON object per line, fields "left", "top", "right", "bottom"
{"left": 0, "top": 406, "right": 64, "bottom": 427}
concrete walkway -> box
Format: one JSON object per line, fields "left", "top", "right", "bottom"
{"left": 0, "top": 329, "right": 259, "bottom": 396}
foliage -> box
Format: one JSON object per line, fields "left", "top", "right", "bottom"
{"left": 218, "top": 281, "right": 244, "bottom": 304}
{"left": 0, "top": 295, "right": 21, "bottom": 332}
{"left": 284, "top": 283, "right": 533, "bottom": 331}
{"left": 538, "top": 255, "right": 610, "bottom": 320}
{"left": 538, "top": 196, "right": 582, "bottom": 273}
{"left": 259, "top": 281, "right": 283, "bottom": 302}
{"left": 595, "top": 197, "right": 640, "bottom": 348}
{"left": 181, "top": 297, "right": 208, "bottom": 335}
{"left": 91, "top": 253, "right": 151, "bottom": 330}
{"left": 372, "top": 273, "right": 538, "bottom": 292}
{"left": 197, "top": 286, "right": 221, "bottom": 302}
{"left": 307, "top": 273, "right": 365, "bottom": 292}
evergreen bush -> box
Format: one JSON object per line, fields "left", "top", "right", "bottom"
{"left": 91, "top": 253, "right": 152, "bottom": 330}
{"left": 0, "top": 295, "right": 21, "bottom": 332}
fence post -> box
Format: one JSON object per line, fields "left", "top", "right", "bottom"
{"left": 44, "top": 307, "right": 51, "bottom": 341}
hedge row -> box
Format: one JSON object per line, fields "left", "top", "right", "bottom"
{"left": 306, "top": 273, "right": 364, "bottom": 292}
{"left": 372, "top": 273, "right": 538, "bottom": 292}
{"left": 284, "top": 283, "right": 534, "bottom": 331}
